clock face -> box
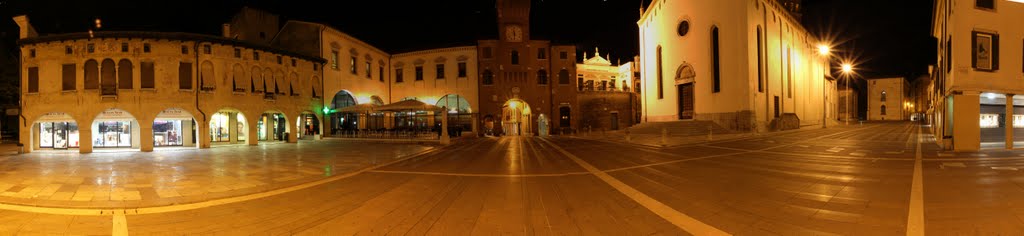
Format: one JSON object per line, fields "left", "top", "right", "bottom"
{"left": 505, "top": 25, "right": 522, "bottom": 42}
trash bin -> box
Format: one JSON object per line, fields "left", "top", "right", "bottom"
{"left": 16, "top": 143, "right": 24, "bottom": 154}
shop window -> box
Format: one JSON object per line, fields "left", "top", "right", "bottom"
{"left": 559, "top": 69, "right": 569, "bottom": 84}
{"left": 1013, "top": 115, "right": 1024, "bottom": 128}
{"left": 436, "top": 64, "right": 445, "bottom": 79}
{"left": 981, "top": 113, "right": 1000, "bottom": 128}
{"left": 27, "top": 67, "right": 38, "bottom": 93}
{"left": 395, "top": 68, "right": 404, "bottom": 83}
{"left": 415, "top": 66, "right": 424, "bottom": 81}
{"left": 711, "top": 26, "right": 721, "bottom": 93}
{"left": 458, "top": 62, "right": 467, "bottom": 78}
{"left": 179, "top": 62, "right": 193, "bottom": 90}
{"left": 153, "top": 120, "right": 184, "bottom": 147}
{"left": 482, "top": 70, "right": 494, "bottom": 85}
{"left": 38, "top": 122, "right": 79, "bottom": 148}
{"left": 141, "top": 62, "right": 155, "bottom": 89}
{"left": 93, "top": 121, "right": 132, "bottom": 148}
{"left": 118, "top": 59, "right": 133, "bottom": 89}
{"left": 537, "top": 70, "right": 548, "bottom": 85}
{"left": 62, "top": 64, "right": 76, "bottom": 91}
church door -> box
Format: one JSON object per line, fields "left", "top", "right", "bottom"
{"left": 678, "top": 83, "right": 695, "bottom": 119}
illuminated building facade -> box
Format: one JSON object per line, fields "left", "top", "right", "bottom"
{"left": 866, "top": 77, "right": 910, "bottom": 121}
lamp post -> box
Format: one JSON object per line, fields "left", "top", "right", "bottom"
{"left": 841, "top": 63, "right": 854, "bottom": 125}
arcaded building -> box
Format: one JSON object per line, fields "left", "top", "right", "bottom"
{"left": 14, "top": 14, "right": 325, "bottom": 154}
{"left": 930, "top": 0, "right": 1024, "bottom": 150}
{"left": 638, "top": 0, "right": 836, "bottom": 132}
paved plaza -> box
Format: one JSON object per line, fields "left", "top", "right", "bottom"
{"left": 3, "top": 122, "right": 1024, "bottom": 234}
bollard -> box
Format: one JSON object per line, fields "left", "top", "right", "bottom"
{"left": 661, "top": 127, "right": 668, "bottom": 146}
{"left": 625, "top": 127, "right": 631, "bottom": 142}
{"left": 708, "top": 125, "right": 713, "bottom": 141}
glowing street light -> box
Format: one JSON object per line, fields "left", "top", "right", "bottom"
{"left": 509, "top": 101, "right": 519, "bottom": 109}
{"left": 817, "top": 44, "right": 831, "bottom": 56}
{"left": 841, "top": 63, "right": 853, "bottom": 74}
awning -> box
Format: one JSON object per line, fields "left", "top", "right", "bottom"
{"left": 376, "top": 100, "right": 441, "bottom": 112}
{"left": 335, "top": 104, "right": 378, "bottom": 113}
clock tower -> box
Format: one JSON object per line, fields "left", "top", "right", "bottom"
{"left": 498, "top": 0, "right": 530, "bottom": 43}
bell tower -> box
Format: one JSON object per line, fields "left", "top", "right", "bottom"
{"left": 497, "top": 0, "right": 530, "bottom": 43}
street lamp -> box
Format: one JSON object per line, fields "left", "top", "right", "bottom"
{"left": 817, "top": 45, "right": 831, "bottom": 56}
{"left": 841, "top": 63, "right": 855, "bottom": 125}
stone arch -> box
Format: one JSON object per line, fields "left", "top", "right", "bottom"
{"left": 258, "top": 109, "right": 291, "bottom": 142}
{"left": 28, "top": 111, "right": 82, "bottom": 151}
{"left": 84, "top": 59, "right": 99, "bottom": 89}
{"left": 152, "top": 107, "right": 199, "bottom": 148}
{"left": 209, "top": 107, "right": 250, "bottom": 144}
{"left": 675, "top": 62, "right": 696, "bottom": 85}
{"left": 89, "top": 108, "right": 140, "bottom": 149}
{"left": 100, "top": 58, "right": 116, "bottom": 95}
{"left": 436, "top": 94, "right": 472, "bottom": 113}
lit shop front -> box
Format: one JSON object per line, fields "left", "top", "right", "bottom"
{"left": 209, "top": 111, "right": 247, "bottom": 144}
{"left": 35, "top": 112, "right": 80, "bottom": 150}
{"left": 155, "top": 108, "right": 197, "bottom": 147}
{"left": 91, "top": 109, "right": 138, "bottom": 149}
{"left": 258, "top": 113, "right": 287, "bottom": 141}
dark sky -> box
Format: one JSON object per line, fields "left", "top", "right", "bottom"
{"left": 1, "top": 0, "right": 933, "bottom": 77}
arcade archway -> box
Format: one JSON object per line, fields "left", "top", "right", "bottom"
{"left": 91, "top": 109, "right": 139, "bottom": 149}
{"left": 154, "top": 108, "right": 198, "bottom": 148}
{"left": 209, "top": 108, "right": 248, "bottom": 145}
{"left": 328, "top": 90, "right": 358, "bottom": 135}
{"left": 501, "top": 99, "right": 532, "bottom": 136}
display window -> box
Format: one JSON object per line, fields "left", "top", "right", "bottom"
{"left": 154, "top": 120, "right": 183, "bottom": 146}
{"left": 38, "top": 122, "right": 80, "bottom": 149}
{"left": 94, "top": 121, "right": 132, "bottom": 148}
{"left": 210, "top": 112, "right": 246, "bottom": 142}
{"left": 980, "top": 114, "right": 1000, "bottom": 128}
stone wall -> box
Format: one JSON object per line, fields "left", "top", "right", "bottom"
{"left": 695, "top": 110, "right": 756, "bottom": 132}
{"left": 578, "top": 91, "right": 636, "bottom": 132}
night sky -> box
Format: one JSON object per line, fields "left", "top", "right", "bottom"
{"left": 1, "top": 0, "right": 934, "bottom": 78}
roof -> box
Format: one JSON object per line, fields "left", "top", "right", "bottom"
{"left": 377, "top": 99, "right": 441, "bottom": 112}
{"left": 17, "top": 31, "right": 326, "bottom": 63}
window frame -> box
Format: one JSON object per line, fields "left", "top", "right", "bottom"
{"left": 436, "top": 64, "right": 445, "bottom": 79}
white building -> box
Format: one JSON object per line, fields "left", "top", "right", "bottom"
{"left": 931, "top": 0, "right": 1024, "bottom": 150}
{"left": 637, "top": 0, "right": 835, "bottom": 131}
{"left": 866, "top": 77, "right": 910, "bottom": 121}
{"left": 577, "top": 48, "right": 636, "bottom": 92}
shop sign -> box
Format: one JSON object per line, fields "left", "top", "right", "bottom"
{"left": 157, "top": 108, "right": 192, "bottom": 120}
{"left": 37, "top": 112, "right": 74, "bottom": 122}
{"left": 95, "top": 110, "right": 134, "bottom": 121}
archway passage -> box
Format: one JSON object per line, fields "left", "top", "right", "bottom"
{"left": 501, "top": 99, "right": 532, "bottom": 136}
{"left": 297, "top": 112, "right": 321, "bottom": 140}
{"left": 329, "top": 90, "right": 358, "bottom": 135}
{"left": 154, "top": 108, "right": 198, "bottom": 148}
{"left": 34, "top": 112, "right": 79, "bottom": 150}
{"left": 209, "top": 109, "right": 248, "bottom": 145}
{"left": 436, "top": 94, "right": 472, "bottom": 137}
{"left": 92, "top": 109, "right": 139, "bottom": 149}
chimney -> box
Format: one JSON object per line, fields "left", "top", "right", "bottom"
{"left": 12, "top": 15, "right": 38, "bottom": 39}
{"left": 222, "top": 24, "right": 231, "bottom": 38}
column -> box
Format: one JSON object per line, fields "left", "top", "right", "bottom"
{"left": 287, "top": 125, "right": 298, "bottom": 143}
{"left": 440, "top": 111, "right": 450, "bottom": 144}
{"left": 1007, "top": 94, "right": 1015, "bottom": 149}
{"left": 197, "top": 117, "right": 211, "bottom": 149}
{"left": 262, "top": 115, "right": 271, "bottom": 141}
{"left": 248, "top": 116, "right": 259, "bottom": 146}
{"left": 139, "top": 120, "right": 153, "bottom": 152}
{"left": 471, "top": 115, "right": 478, "bottom": 134}
{"left": 182, "top": 119, "right": 195, "bottom": 147}
{"left": 131, "top": 120, "right": 142, "bottom": 149}
{"left": 79, "top": 123, "right": 93, "bottom": 154}
{"left": 28, "top": 123, "right": 37, "bottom": 152}
{"left": 228, "top": 113, "right": 238, "bottom": 144}
{"left": 953, "top": 93, "right": 981, "bottom": 151}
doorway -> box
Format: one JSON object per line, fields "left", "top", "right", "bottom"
{"left": 610, "top": 112, "right": 619, "bottom": 130}
{"left": 677, "top": 83, "right": 694, "bottom": 119}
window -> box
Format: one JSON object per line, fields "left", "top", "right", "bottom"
{"left": 379, "top": 66, "right": 384, "bottom": 82}
{"left": 313, "top": 64, "right": 318, "bottom": 71}
{"left": 881, "top": 105, "right": 887, "bottom": 115}
{"left": 560, "top": 51, "right": 568, "bottom": 59}
{"left": 395, "top": 68, "right": 404, "bottom": 83}
{"left": 511, "top": 50, "right": 520, "bottom": 65}
{"left": 537, "top": 48, "right": 546, "bottom": 59}
{"left": 976, "top": 0, "right": 994, "bottom": 10}
{"left": 436, "top": 64, "right": 445, "bottom": 79}
{"left": 203, "top": 45, "right": 211, "bottom": 54}
{"left": 756, "top": 27, "right": 764, "bottom": 93}
{"left": 234, "top": 48, "right": 241, "bottom": 58}
{"left": 179, "top": 62, "right": 193, "bottom": 90}
{"left": 121, "top": 43, "right": 129, "bottom": 52}
{"left": 88, "top": 43, "right": 95, "bottom": 53}
{"left": 537, "top": 70, "right": 548, "bottom": 85}
{"left": 711, "top": 26, "right": 721, "bottom": 93}
{"left": 578, "top": 76, "right": 584, "bottom": 91}
{"left": 62, "top": 64, "right": 76, "bottom": 91}
{"left": 559, "top": 106, "right": 571, "bottom": 127}
{"left": 181, "top": 45, "right": 188, "bottom": 54}
{"left": 366, "top": 62, "right": 372, "bottom": 78}
{"left": 277, "top": 56, "right": 282, "bottom": 64}
{"left": 482, "top": 47, "right": 492, "bottom": 58}
{"left": 291, "top": 59, "right": 297, "bottom": 67}
{"left": 458, "top": 62, "right": 467, "bottom": 77}
{"left": 253, "top": 52, "right": 259, "bottom": 61}
{"left": 881, "top": 91, "right": 887, "bottom": 101}
{"left": 27, "top": 67, "right": 38, "bottom": 93}
{"left": 787, "top": 47, "right": 792, "bottom": 98}
{"left": 330, "top": 51, "right": 339, "bottom": 69}
{"left": 482, "top": 70, "right": 494, "bottom": 85}
{"left": 118, "top": 59, "right": 133, "bottom": 89}
{"left": 656, "top": 46, "right": 663, "bottom": 99}
{"left": 143, "top": 43, "right": 150, "bottom": 53}
{"left": 29, "top": 49, "right": 35, "bottom": 58}
{"left": 972, "top": 31, "right": 999, "bottom": 71}
{"left": 350, "top": 56, "right": 357, "bottom": 75}
{"left": 85, "top": 60, "right": 99, "bottom": 89}
{"left": 141, "top": 62, "right": 155, "bottom": 89}
{"left": 559, "top": 69, "right": 569, "bottom": 84}
{"left": 415, "top": 66, "right": 424, "bottom": 81}
{"left": 65, "top": 46, "right": 73, "bottom": 54}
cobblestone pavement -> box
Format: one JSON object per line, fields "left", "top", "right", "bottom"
{"left": 0, "top": 140, "right": 433, "bottom": 209}
{"left": 8, "top": 122, "right": 1024, "bottom": 234}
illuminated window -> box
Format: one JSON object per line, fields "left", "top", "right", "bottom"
{"left": 1014, "top": 115, "right": 1024, "bottom": 128}
{"left": 881, "top": 91, "right": 887, "bottom": 101}
{"left": 980, "top": 113, "right": 1000, "bottom": 128}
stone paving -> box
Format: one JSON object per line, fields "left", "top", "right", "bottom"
{"left": 0, "top": 140, "right": 433, "bottom": 208}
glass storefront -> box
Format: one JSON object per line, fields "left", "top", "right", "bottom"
{"left": 93, "top": 121, "right": 132, "bottom": 148}
{"left": 258, "top": 113, "right": 286, "bottom": 141}
{"left": 39, "top": 122, "right": 80, "bottom": 149}
{"left": 210, "top": 112, "right": 247, "bottom": 143}
{"left": 153, "top": 120, "right": 182, "bottom": 146}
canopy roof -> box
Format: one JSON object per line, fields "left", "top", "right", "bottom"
{"left": 335, "top": 103, "right": 377, "bottom": 113}
{"left": 376, "top": 99, "right": 441, "bottom": 112}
